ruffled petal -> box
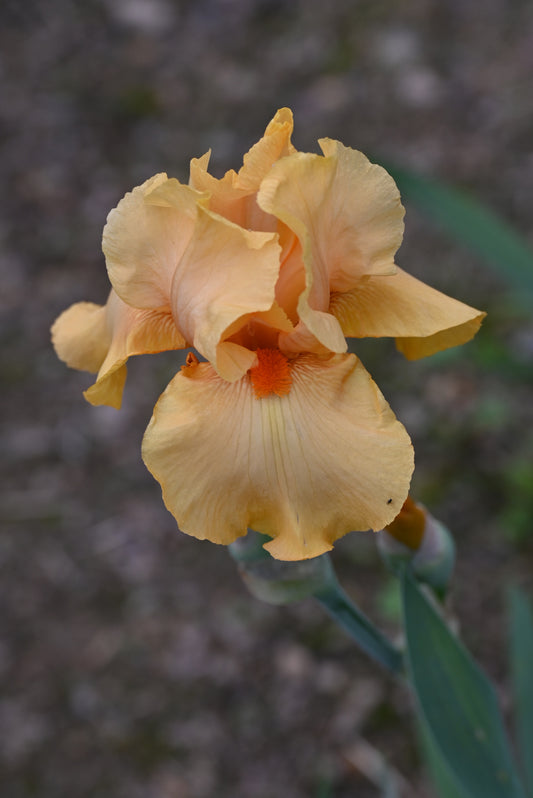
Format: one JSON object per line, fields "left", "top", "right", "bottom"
{"left": 103, "top": 174, "right": 209, "bottom": 310}
{"left": 189, "top": 108, "right": 295, "bottom": 231}
{"left": 52, "top": 290, "right": 186, "bottom": 409}
{"left": 329, "top": 267, "right": 486, "bottom": 359}
{"left": 235, "top": 107, "right": 296, "bottom": 192}
{"left": 170, "top": 206, "right": 281, "bottom": 380}
{"left": 142, "top": 353, "right": 414, "bottom": 561}
{"left": 257, "top": 139, "right": 404, "bottom": 354}
{"left": 103, "top": 173, "right": 282, "bottom": 382}
{"left": 189, "top": 152, "right": 245, "bottom": 223}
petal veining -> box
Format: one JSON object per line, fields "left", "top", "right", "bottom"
{"left": 142, "top": 353, "right": 414, "bottom": 561}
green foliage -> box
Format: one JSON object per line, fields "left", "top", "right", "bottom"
{"left": 375, "top": 576, "right": 403, "bottom": 622}
{"left": 402, "top": 571, "right": 526, "bottom": 798}
{"left": 508, "top": 586, "right": 533, "bottom": 797}
{"left": 315, "top": 579, "right": 404, "bottom": 675}
{"left": 418, "top": 721, "right": 469, "bottom": 798}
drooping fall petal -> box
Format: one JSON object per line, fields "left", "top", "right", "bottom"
{"left": 329, "top": 267, "right": 486, "bottom": 359}
{"left": 52, "top": 290, "right": 185, "bottom": 409}
{"left": 142, "top": 353, "right": 414, "bottom": 561}
{"left": 258, "top": 138, "right": 404, "bottom": 355}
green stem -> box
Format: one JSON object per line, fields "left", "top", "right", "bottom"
{"left": 229, "top": 531, "right": 403, "bottom": 675}
{"left": 314, "top": 579, "right": 404, "bottom": 676}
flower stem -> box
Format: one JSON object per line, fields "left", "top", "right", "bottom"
{"left": 314, "top": 579, "right": 404, "bottom": 676}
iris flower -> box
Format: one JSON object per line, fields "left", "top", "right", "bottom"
{"left": 52, "top": 109, "right": 484, "bottom": 561}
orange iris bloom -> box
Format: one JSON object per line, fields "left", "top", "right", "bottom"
{"left": 52, "top": 109, "right": 484, "bottom": 561}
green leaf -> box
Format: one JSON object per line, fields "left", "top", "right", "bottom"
{"left": 507, "top": 586, "right": 533, "bottom": 796}
{"left": 418, "top": 718, "right": 470, "bottom": 798}
{"left": 402, "top": 571, "right": 526, "bottom": 798}
{"left": 384, "top": 164, "right": 533, "bottom": 305}
{"left": 314, "top": 580, "right": 404, "bottom": 675}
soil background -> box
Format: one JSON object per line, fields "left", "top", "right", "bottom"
{"left": 2, "top": 1, "right": 533, "bottom": 796}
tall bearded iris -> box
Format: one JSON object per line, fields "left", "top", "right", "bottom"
{"left": 52, "top": 109, "right": 484, "bottom": 561}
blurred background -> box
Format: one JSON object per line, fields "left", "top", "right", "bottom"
{"left": 2, "top": 1, "right": 533, "bottom": 796}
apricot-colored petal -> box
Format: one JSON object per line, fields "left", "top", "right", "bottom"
{"left": 103, "top": 174, "right": 208, "bottom": 310}
{"left": 220, "top": 303, "right": 294, "bottom": 355}
{"left": 189, "top": 152, "right": 247, "bottom": 224}
{"left": 190, "top": 109, "right": 295, "bottom": 204}
{"left": 317, "top": 139, "right": 404, "bottom": 287}
{"left": 52, "top": 301, "right": 110, "bottom": 374}
{"left": 214, "top": 342, "right": 258, "bottom": 382}
{"left": 253, "top": 302, "right": 294, "bottom": 334}
{"left": 189, "top": 109, "right": 295, "bottom": 231}
{"left": 142, "top": 353, "right": 414, "bottom": 561}
{"left": 84, "top": 360, "right": 129, "bottom": 410}
{"left": 170, "top": 206, "right": 281, "bottom": 380}
{"left": 236, "top": 107, "right": 296, "bottom": 192}
{"left": 53, "top": 290, "right": 186, "bottom": 409}
{"left": 274, "top": 227, "right": 306, "bottom": 323}
{"left": 258, "top": 139, "right": 404, "bottom": 354}
{"left": 329, "top": 267, "right": 486, "bottom": 359}
{"left": 190, "top": 163, "right": 275, "bottom": 231}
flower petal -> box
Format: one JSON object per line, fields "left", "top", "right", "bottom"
{"left": 51, "top": 301, "right": 109, "bottom": 374}
{"left": 52, "top": 291, "right": 186, "bottom": 409}
{"left": 329, "top": 267, "right": 486, "bottom": 359}
{"left": 170, "top": 206, "right": 281, "bottom": 380}
{"left": 189, "top": 152, "right": 246, "bottom": 223}
{"left": 103, "top": 174, "right": 208, "bottom": 310}
{"left": 258, "top": 139, "right": 404, "bottom": 354}
{"left": 104, "top": 174, "right": 282, "bottom": 382}
{"left": 189, "top": 108, "right": 295, "bottom": 231}
{"left": 235, "top": 107, "right": 296, "bottom": 192}
{"left": 142, "top": 353, "right": 414, "bottom": 561}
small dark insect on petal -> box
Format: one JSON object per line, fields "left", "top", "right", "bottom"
{"left": 387, "top": 498, "right": 393, "bottom": 504}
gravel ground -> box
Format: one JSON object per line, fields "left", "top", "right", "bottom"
{"left": 2, "top": 1, "right": 533, "bottom": 796}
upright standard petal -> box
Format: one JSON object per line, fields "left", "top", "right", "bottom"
{"left": 142, "top": 353, "right": 414, "bottom": 561}
{"left": 52, "top": 290, "right": 185, "bottom": 409}
{"left": 103, "top": 175, "right": 209, "bottom": 310}
{"left": 170, "top": 206, "right": 282, "bottom": 380}
{"left": 189, "top": 108, "right": 295, "bottom": 231}
{"left": 258, "top": 139, "right": 405, "bottom": 355}
{"left": 329, "top": 267, "right": 486, "bottom": 359}
{"left": 235, "top": 107, "right": 296, "bottom": 192}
